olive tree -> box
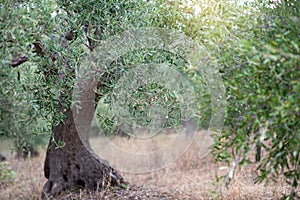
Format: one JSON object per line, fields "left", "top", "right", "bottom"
{"left": 211, "top": 1, "right": 300, "bottom": 199}
{"left": 1, "top": 0, "right": 198, "bottom": 197}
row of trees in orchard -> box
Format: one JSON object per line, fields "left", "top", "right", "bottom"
{"left": 1, "top": 0, "right": 299, "bottom": 199}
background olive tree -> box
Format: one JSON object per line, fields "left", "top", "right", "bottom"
{"left": 157, "top": 0, "right": 300, "bottom": 198}
{"left": 1, "top": 0, "right": 55, "bottom": 157}
{"left": 209, "top": 1, "right": 300, "bottom": 199}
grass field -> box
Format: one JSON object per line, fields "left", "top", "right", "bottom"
{"left": 0, "top": 132, "right": 297, "bottom": 199}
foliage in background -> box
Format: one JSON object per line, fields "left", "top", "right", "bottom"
{"left": 208, "top": 1, "right": 300, "bottom": 199}
{"left": 156, "top": 0, "right": 300, "bottom": 198}
{"left": 0, "top": 61, "right": 49, "bottom": 157}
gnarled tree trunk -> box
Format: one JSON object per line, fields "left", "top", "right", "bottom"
{"left": 42, "top": 77, "right": 124, "bottom": 198}
{"left": 42, "top": 110, "right": 124, "bottom": 198}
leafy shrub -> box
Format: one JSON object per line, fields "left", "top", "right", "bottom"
{"left": 0, "top": 162, "right": 16, "bottom": 186}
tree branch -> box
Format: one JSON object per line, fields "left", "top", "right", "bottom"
{"left": 9, "top": 40, "right": 45, "bottom": 67}
{"left": 10, "top": 55, "right": 28, "bottom": 67}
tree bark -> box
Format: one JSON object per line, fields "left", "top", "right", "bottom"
{"left": 42, "top": 76, "right": 124, "bottom": 198}
{"left": 42, "top": 109, "right": 124, "bottom": 199}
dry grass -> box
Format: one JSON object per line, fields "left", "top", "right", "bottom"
{"left": 0, "top": 132, "right": 298, "bottom": 199}
{"left": 0, "top": 156, "right": 46, "bottom": 200}
{"left": 106, "top": 131, "right": 297, "bottom": 200}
